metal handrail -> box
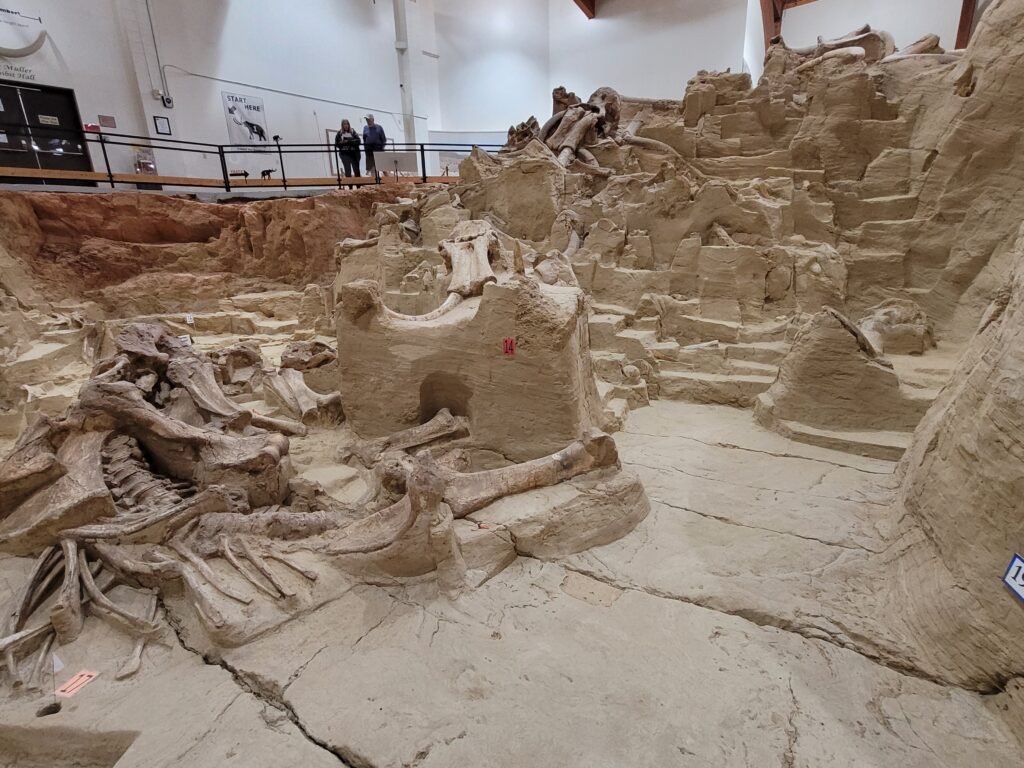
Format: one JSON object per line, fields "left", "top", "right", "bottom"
{"left": 0, "top": 120, "right": 505, "bottom": 191}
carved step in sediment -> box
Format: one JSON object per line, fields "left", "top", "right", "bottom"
{"left": 657, "top": 370, "right": 776, "bottom": 407}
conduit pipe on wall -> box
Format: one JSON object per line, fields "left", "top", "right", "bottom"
{"left": 393, "top": 0, "right": 418, "bottom": 143}
{"left": 160, "top": 64, "right": 426, "bottom": 123}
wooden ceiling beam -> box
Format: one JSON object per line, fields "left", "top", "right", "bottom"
{"left": 761, "top": 0, "right": 784, "bottom": 50}
{"left": 956, "top": 0, "right": 976, "bottom": 48}
{"left": 761, "top": 0, "right": 822, "bottom": 49}
{"left": 573, "top": 0, "right": 596, "bottom": 20}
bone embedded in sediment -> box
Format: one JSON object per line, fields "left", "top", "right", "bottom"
{"left": 262, "top": 367, "right": 344, "bottom": 426}
{"left": 0, "top": 431, "right": 115, "bottom": 556}
{"left": 349, "top": 408, "right": 470, "bottom": 467}
{"left": 440, "top": 220, "right": 502, "bottom": 298}
{"left": 441, "top": 429, "right": 620, "bottom": 518}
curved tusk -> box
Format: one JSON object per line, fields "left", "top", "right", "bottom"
{"left": 383, "top": 292, "right": 464, "bottom": 322}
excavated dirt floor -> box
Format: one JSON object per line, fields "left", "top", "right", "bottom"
{"left": 1, "top": 398, "right": 1019, "bottom": 768}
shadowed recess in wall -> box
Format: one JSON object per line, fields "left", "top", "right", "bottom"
{"left": 419, "top": 371, "right": 473, "bottom": 422}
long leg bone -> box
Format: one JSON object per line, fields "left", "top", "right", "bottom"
{"left": 441, "top": 429, "right": 620, "bottom": 518}
{"left": 351, "top": 408, "right": 469, "bottom": 466}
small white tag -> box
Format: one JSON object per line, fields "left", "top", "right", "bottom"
{"left": 176, "top": 334, "right": 193, "bottom": 346}
{"left": 184, "top": 312, "right": 195, "bottom": 325}
{"left": 52, "top": 654, "right": 64, "bottom": 674}
{"left": 1003, "top": 554, "right": 1024, "bottom": 603}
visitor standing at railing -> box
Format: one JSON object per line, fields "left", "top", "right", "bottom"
{"left": 362, "top": 113, "right": 386, "bottom": 177}
{"left": 335, "top": 119, "right": 361, "bottom": 178}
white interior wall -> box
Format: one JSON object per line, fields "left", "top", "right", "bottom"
{"left": 433, "top": 0, "right": 549, "bottom": 133}
{"left": 548, "top": 0, "right": 748, "bottom": 102}
{"left": 407, "top": 0, "right": 443, "bottom": 134}
{"left": 743, "top": 0, "right": 766, "bottom": 82}
{"left": 146, "top": 0, "right": 410, "bottom": 178}
{"left": 0, "top": 0, "right": 437, "bottom": 180}
{"left": 6, "top": 0, "right": 974, "bottom": 182}
{"left": 782, "top": 0, "right": 964, "bottom": 51}
{"left": 0, "top": 0, "right": 147, "bottom": 173}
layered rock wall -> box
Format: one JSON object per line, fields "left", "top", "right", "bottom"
{"left": 0, "top": 187, "right": 406, "bottom": 313}
{"left": 891, "top": 224, "right": 1024, "bottom": 690}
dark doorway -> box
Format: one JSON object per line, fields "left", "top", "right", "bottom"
{"left": 419, "top": 372, "right": 472, "bottom": 424}
{"left": 0, "top": 79, "right": 93, "bottom": 185}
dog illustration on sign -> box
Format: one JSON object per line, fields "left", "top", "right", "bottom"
{"left": 227, "top": 105, "right": 267, "bottom": 142}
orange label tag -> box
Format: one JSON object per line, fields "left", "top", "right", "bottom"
{"left": 56, "top": 670, "right": 99, "bottom": 698}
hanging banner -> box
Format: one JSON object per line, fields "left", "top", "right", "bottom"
{"left": 222, "top": 91, "right": 269, "bottom": 147}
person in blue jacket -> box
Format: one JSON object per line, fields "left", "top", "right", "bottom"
{"left": 362, "top": 113, "right": 387, "bottom": 177}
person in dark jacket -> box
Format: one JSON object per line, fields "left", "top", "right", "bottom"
{"left": 335, "top": 119, "right": 361, "bottom": 177}
{"left": 362, "top": 113, "right": 387, "bottom": 177}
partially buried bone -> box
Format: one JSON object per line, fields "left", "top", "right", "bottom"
{"left": 116, "top": 592, "right": 159, "bottom": 680}
{"left": 439, "top": 429, "right": 620, "bottom": 518}
{"left": 263, "top": 368, "right": 344, "bottom": 426}
{"left": 347, "top": 408, "right": 469, "bottom": 467}
{"left": 440, "top": 220, "right": 502, "bottom": 298}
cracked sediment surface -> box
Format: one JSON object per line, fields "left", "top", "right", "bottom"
{"left": 1, "top": 401, "right": 1021, "bottom": 766}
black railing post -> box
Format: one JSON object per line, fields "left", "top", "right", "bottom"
{"left": 419, "top": 143, "right": 427, "bottom": 183}
{"left": 274, "top": 137, "right": 287, "bottom": 189}
{"left": 218, "top": 146, "right": 231, "bottom": 192}
{"left": 97, "top": 132, "right": 115, "bottom": 188}
{"left": 334, "top": 145, "right": 341, "bottom": 188}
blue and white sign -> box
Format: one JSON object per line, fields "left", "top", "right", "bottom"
{"left": 1003, "top": 554, "right": 1024, "bottom": 603}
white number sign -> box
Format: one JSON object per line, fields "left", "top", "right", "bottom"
{"left": 1003, "top": 554, "right": 1024, "bottom": 603}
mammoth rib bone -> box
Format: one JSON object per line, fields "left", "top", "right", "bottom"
{"left": 168, "top": 540, "right": 253, "bottom": 605}
{"left": 219, "top": 535, "right": 280, "bottom": 599}
{"left": 77, "top": 550, "right": 162, "bottom": 638}
{"left": 50, "top": 539, "right": 84, "bottom": 644}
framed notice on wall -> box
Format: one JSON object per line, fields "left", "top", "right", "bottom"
{"left": 222, "top": 91, "right": 269, "bottom": 147}
{"left": 153, "top": 115, "right": 171, "bottom": 135}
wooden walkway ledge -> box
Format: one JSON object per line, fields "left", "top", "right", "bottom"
{"left": 0, "top": 166, "right": 460, "bottom": 190}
